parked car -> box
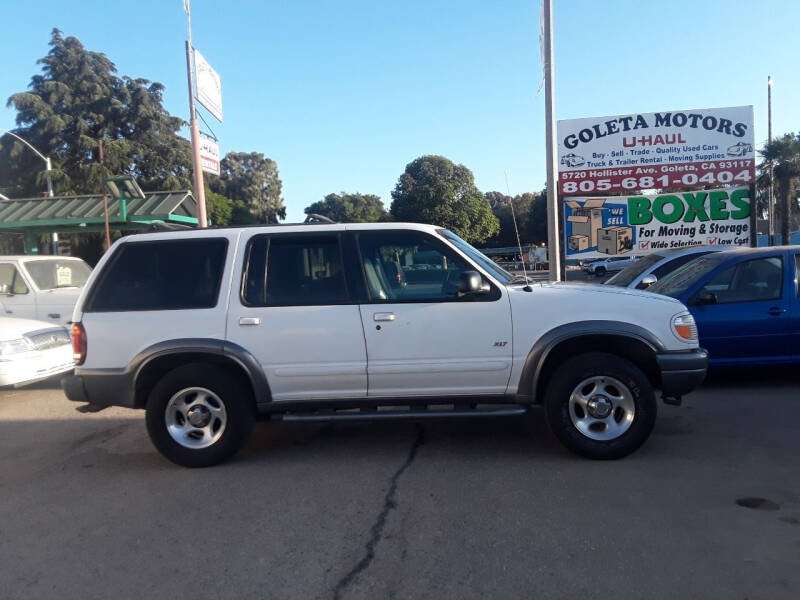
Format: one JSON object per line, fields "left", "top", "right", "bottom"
{"left": 647, "top": 246, "right": 799, "bottom": 366}
{"left": 0, "top": 256, "right": 92, "bottom": 325}
{"left": 605, "top": 247, "right": 724, "bottom": 289}
{"left": 63, "top": 223, "right": 707, "bottom": 467}
{"left": 586, "top": 255, "right": 638, "bottom": 276}
{"left": 0, "top": 316, "right": 73, "bottom": 387}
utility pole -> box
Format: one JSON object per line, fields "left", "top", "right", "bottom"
{"left": 543, "top": 0, "right": 562, "bottom": 281}
{"left": 767, "top": 75, "right": 774, "bottom": 245}
{"left": 98, "top": 139, "right": 112, "bottom": 250}
{"left": 184, "top": 0, "right": 208, "bottom": 228}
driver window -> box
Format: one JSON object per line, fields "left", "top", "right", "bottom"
{"left": 699, "top": 257, "right": 783, "bottom": 304}
{"left": 358, "top": 232, "right": 469, "bottom": 302}
{"left": 0, "top": 264, "right": 29, "bottom": 295}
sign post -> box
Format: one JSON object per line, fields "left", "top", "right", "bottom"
{"left": 542, "top": 0, "right": 562, "bottom": 281}
{"left": 184, "top": 0, "right": 207, "bottom": 228}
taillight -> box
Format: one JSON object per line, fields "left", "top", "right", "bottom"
{"left": 71, "top": 322, "right": 87, "bottom": 365}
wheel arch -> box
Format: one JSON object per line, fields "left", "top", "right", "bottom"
{"left": 131, "top": 339, "right": 270, "bottom": 410}
{"left": 517, "top": 321, "right": 664, "bottom": 404}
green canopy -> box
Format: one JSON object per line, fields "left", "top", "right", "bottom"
{"left": 0, "top": 190, "right": 198, "bottom": 234}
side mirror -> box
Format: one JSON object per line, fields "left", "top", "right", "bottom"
{"left": 691, "top": 290, "right": 717, "bottom": 306}
{"left": 0, "top": 283, "right": 9, "bottom": 295}
{"left": 458, "top": 271, "right": 490, "bottom": 297}
{"left": 638, "top": 274, "right": 658, "bottom": 289}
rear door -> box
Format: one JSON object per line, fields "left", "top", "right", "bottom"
{"left": 355, "top": 229, "right": 512, "bottom": 398}
{"left": 687, "top": 253, "right": 792, "bottom": 361}
{"left": 226, "top": 231, "right": 368, "bottom": 401}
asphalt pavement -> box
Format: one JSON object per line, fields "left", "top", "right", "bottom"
{"left": 1, "top": 370, "right": 798, "bottom": 600}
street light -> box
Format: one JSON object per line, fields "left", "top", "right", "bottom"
{"left": 0, "top": 129, "right": 58, "bottom": 253}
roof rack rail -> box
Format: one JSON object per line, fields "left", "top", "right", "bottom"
{"left": 303, "top": 213, "right": 336, "bottom": 224}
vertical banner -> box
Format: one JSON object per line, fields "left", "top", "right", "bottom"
{"left": 199, "top": 133, "right": 221, "bottom": 176}
{"left": 194, "top": 48, "right": 223, "bottom": 122}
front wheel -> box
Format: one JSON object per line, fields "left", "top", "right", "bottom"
{"left": 145, "top": 364, "right": 255, "bottom": 467}
{"left": 544, "top": 352, "right": 656, "bottom": 459}
{"left": 594, "top": 267, "right": 606, "bottom": 276}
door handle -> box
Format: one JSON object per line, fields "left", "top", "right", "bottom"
{"left": 239, "top": 317, "right": 261, "bottom": 326}
{"left": 768, "top": 307, "right": 787, "bottom": 316}
{"left": 373, "top": 312, "right": 396, "bottom": 322}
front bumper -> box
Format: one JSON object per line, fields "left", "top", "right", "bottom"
{"left": 656, "top": 348, "right": 708, "bottom": 400}
{"left": 0, "top": 346, "right": 74, "bottom": 387}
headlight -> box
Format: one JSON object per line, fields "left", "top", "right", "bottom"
{"left": 0, "top": 338, "right": 34, "bottom": 357}
{"left": 671, "top": 313, "right": 698, "bottom": 342}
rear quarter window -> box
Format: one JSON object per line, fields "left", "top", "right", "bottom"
{"left": 85, "top": 238, "right": 228, "bottom": 312}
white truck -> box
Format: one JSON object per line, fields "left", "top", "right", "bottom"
{"left": 62, "top": 223, "right": 707, "bottom": 467}
{"left": 0, "top": 256, "right": 92, "bottom": 325}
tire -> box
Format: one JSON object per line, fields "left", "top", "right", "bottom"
{"left": 595, "top": 267, "right": 606, "bottom": 276}
{"left": 543, "top": 352, "right": 656, "bottom": 459}
{"left": 145, "top": 363, "right": 255, "bottom": 467}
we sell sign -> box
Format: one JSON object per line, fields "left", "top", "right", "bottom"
{"left": 557, "top": 106, "right": 754, "bottom": 195}
{"left": 564, "top": 186, "right": 751, "bottom": 259}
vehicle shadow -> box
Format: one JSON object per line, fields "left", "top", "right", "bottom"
{"left": 703, "top": 365, "right": 800, "bottom": 389}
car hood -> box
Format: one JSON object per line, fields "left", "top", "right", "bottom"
{"left": 0, "top": 316, "right": 66, "bottom": 341}
{"left": 530, "top": 281, "right": 682, "bottom": 304}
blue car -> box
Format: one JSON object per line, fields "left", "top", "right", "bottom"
{"left": 647, "top": 246, "right": 799, "bottom": 366}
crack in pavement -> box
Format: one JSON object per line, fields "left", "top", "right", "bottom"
{"left": 332, "top": 424, "right": 425, "bottom": 600}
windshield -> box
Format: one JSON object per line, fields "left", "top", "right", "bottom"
{"left": 438, "top": 229, "right": 514, "bottom": 284}
{"left": 648, "top": 254, "right": 726, "bottom": 298}
{"left": 23, "top": 259, "right": 92, "bottom": 290}
{"left": 606, "top": 253, "right": 665, "bottom": 287}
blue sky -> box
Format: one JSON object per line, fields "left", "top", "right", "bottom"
{"left": 1, "top": 0, "right": 798, "bottom": 221}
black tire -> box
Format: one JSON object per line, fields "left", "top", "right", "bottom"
{"left": 595, "top": 267, "right": 606, "bottom": 276}
{"left": 145, "top": 363, "right": 255, "bottom": 467}
{"left": 543, "top": 352, "right": 656, "bottom": 459}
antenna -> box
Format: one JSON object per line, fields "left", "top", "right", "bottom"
{"left": 504, "top": 171, "right": 533, "bottom": 292}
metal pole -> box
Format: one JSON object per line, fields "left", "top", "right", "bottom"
{"left": 543, "top": 0, "right": 561, "bottom": 281}
{"left": 767, "top": 75, "right": 773, "bottom": 246}
{"left": 45, "top": 156, "right": 58, "bottom": 253}
{"left": 185, "top": 1, "right": 208, "bottom": 228}
{"left": 98, "top": 140, "right": 112, "bottom": 250}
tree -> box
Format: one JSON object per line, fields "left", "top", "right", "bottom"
{"left": 0, "top": 29, "right": 191, "bottom": 198}
{"left": 210, "top": 152, "right": 285, "bottom": 223}
{"left": 205, "top": 187, "right": 258, "bottom": 227}
{"left": 304, "top": 192, "right": 388, "bottom": 222}
{"left": 390, "top": 155, "right": 499, "bottom": 244}
{"left": 484, "top": 191, "right": 542, "bottom": 247}
{"left": 760, "top": 133, "right": 800, "bottom": 245}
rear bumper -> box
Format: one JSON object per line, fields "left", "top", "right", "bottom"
{"left": 62, "top": 369, "right": 136, "bottom": 409}
{"left": 656, "top": 348, "right": 708, "bottom": 399}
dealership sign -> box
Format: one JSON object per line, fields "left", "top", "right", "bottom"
{"left": 199, "top": 133, "right": 220, "bottom": 176}
{"left": 557, "top": 106, "right": 754, "bottom": 195}
{"left": 564, "top": 186, "right": 751, "bottom": 259}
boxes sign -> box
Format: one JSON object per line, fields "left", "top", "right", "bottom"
{"left": 598, "top": 226, "right": 633, "bottom": 255}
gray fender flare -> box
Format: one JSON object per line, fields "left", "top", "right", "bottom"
{"left": 132, "top": 338, "right": 271, "bottom": 406}
{"left": 515, "top": 321, "right": 665, "bottom": 403}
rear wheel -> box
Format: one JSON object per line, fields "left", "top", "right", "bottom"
{"left": 594, "top": 266, "right": 606, "bottom": 276}
{"left": 544, "top": 352, "right": 656, "bottom": 459}
{"left": 145, "top": 364, "right": 254, "bottom": 467}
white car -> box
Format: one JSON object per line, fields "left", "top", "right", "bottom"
{"left": 0, "top": 316, "right": 73, "bottom": 387}
{"left": 587, "top": 255, "right": 638, "bottom": 276}
{"left": 62, "top": 222, "right": 707, "bottom": 467}
{"left": 1, "top": 256, "right": 92, "bottom": 325}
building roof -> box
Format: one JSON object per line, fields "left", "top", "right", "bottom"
{"left": 0, "top": 190, "right": 198, "bottom": 233}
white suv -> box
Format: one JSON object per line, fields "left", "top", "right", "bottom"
{"left": 62, "top": 223, "right": 707, "bottom": 467}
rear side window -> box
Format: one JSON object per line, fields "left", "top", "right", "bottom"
{"left": 242, "top": 235, "right": 348, "bottom": 306}
{"left": 86, "top": 238, "right": 227, "bottom": 311}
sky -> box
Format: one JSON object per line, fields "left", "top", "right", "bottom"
{"left": 1, "top": 0, "right": 799, "bottom": 221}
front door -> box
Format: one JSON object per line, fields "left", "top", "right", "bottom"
{"left": 0, "top": 262, "right": 36, "bottom": 319}
{"left": 355, "top": 230, "right": 512, "bottom": 398}
{"left": 689, "top": 254, "right": 792, "bottom": 361}
{"left": 226, "top": 232, "right": 368, "bottom": 401}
